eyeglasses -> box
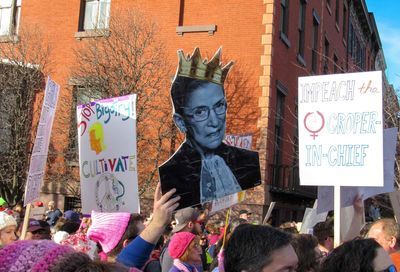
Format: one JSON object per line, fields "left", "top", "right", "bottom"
{"left": 378, "top": 265, "right": 397, "bottom": 272}
{"left": 183, "top": 99, "right": 227, "bottom": 122}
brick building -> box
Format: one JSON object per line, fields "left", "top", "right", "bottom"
{"left": 0, "top": 0, "right": 394, "bottom": 223}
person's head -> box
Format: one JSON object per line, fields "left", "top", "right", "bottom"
{"left": 48, "top": 200, "right": 55, "bottom": 210}
{"left": 320, "top": 238, "right": 394, "bottom": 272}
{"left": 172, "top": 77, "right": 227, "bottom": 153}
{"left": 172, "top": 207, "right": 202, "bottom": 235}
{"left": 224, "top": 224, "right": 298, "bottom": 272}
{"left": 170, "top": 48, "right": 233, "bottom": 154}
{"left": 291, "top": 234, "right": 321, "bottom": 272}
{"left": 0, "top": 197, "right": 7, "bottom": 211}
{"left": 87, "top": 211, "right": 144, "bottom": 258}
{"left": 169, "top": 232, "right": 202, "bottom": 265}
{"left": 367, "top": 218, "right": 400, "bottom": 253}
{"left": 313, "top": 220, "right": 334, "bottom": 252}
{"left": 0, "top": 240, "right": 129, "bottom": 272}
{"left": 64, "top": 210, "right": 81, "bottom": 224}
{"left": 0, "top": 211, "right": 17, "bottom": 246}
{"left": 27, "top": 219, "right": 51, "bottom": 240}
{"left": 239, "top": 209, "right": 251, "bottom": 221}
{"left": 279, "top": 222, "right": 299, "bottom": 234}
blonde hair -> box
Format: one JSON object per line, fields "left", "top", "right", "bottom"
{"left": 180, "top": 236, "right": 200, "bottom": 262}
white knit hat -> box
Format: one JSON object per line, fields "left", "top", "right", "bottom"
{"left": 0, "top": 211, "right": 17, "bottom": 231}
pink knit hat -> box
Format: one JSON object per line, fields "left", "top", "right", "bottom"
{"left": 86, "top": 210, "right": 131, "bottom": 253}
{"left": 168, "top": 232, "right": 196, "bottom": 259}
{"left": 0, "top": 240, "right": 74, "bottom": 272}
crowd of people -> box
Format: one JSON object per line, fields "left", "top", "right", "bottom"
{"left": 1, "top": 189, "right": 399, "bottom": 272}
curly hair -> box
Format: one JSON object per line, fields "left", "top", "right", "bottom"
{"left": 320, "top": 238, "right": 380, "bottom": 272}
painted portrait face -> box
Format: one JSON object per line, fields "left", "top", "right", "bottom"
{"left": 181, "top": 82, "right": 227, "bottom": 151}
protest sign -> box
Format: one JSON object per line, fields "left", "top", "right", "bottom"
{"left": 317, "top": 127, "right": 397, "bottom": 214}
{"left": 299, "top": 71, "right": 383, "bottom": 246}
{"left": 224, "top": 134, "right": 253, "bottom": 150}
{"left": 300, "top": 200, "right": 328, "bottom": 234}
{"left": 24, "top": 77, "right": 59, "bottom": 205}
{"left": 30, "top": 207, "right": 46, "bottom": 220}
{"left": 298, "top": 71, "right": 383, "bottom": 187}
{"left": 210, "top": 191, "right": 246, "bottom": 214}
{"left": 159, "top": 48, "right": 261, "bottom": 209}
{"left": 77, "top": 94, "right": 139, "bottom": 214}
{"left": 262, "top": 202, "right": 276, "bottom": 225}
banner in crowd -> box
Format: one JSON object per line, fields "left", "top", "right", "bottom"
{"left": 24, "top": 77, "right": 60, "bottom": 205}
{"left": 210, "top": 191, "right": 246, "bottom": 214}
{"left": 298, "top": 71, "right": 383, "bottom": 186}
{"left": 77, "top": 94, "right": 139, "bottom": 214}
{"left": 224, "top": 134, "right": 253, "bottom": 150}
{"left": 317, "top": 127, "right": 397, "bottom": 214}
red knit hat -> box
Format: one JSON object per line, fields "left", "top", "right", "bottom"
{"left": 168, "top": 232, "right": 196, "bottom": 259}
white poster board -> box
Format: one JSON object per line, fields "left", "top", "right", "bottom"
{"left": 317, "top": 127, "right": 397, "bottom": 213}
{"left": 210, "top": 191, "right": 246, "bottom": 214}
{"left": 77, "top": 94, "right": 139, "bottom": 214}
{"left": 24, "top": 77, "right": 60, "bottom": 205}
{"left": 298, "top": 71, "right": 383, "bottom": 186}
{"left": 300, "top": 200, "right": 328, "bottom": 234}
{"left": 224, "top": 134, "right": 253, "bottom": 150}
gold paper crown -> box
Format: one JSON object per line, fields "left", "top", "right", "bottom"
{"left": 176, "top": 47, "right": 234, "bottom": 85}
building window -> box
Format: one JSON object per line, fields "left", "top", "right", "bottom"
{"left": 273, "top": 83, "right": 287, "bottom": 169}
{"left": 333, "top": 54, "right": 339, "bottom": 73}
{"left": 280, "top": 0, "right": 290, "bottom": 38}
{"left": 79, "top": 0, "right": 111, "bottom": 31}
{"left": 67, "top": 85, "right": 102, "bottom": 162}
{"left": 297, "top": 0, "right": 306, "bottom": 58}
{"left": 0, "top": 0, "right": 21, "bottom": 36}
{"left": 323, "top": 37, "right": 330, "bottom": 74}
{"left": 311, "top": 10, "right": 320, "bottom": 74}
{"left": 342, "top": 4, "right": 347, "bottom": 41}
{"left": 335, "top": 0, "right": 339, "bottom": 25}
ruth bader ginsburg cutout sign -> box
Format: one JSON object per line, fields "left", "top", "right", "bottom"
{"left": 77, "top": 95, "right": 139, "bottom": 214}
{"left": 298, "top": 71, "right": 383, "bottom": 187}
{"left": 158, "top": 48, "right": 262, "bottom": 209}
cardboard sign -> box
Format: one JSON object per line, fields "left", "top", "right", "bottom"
{"left": 77, "top": 94, "right": 139, "bottom": 213}
{"left": 24, "top": 77, "right": 59, "bottom": 205}
{"left": 317, "top": 127, "right": 397, "bottom": 213}
{"left": 159, "top": 48, "right": 261, "bottom": 209}
{"left": 30, "top": 207, "right": 46, "bottom": 220}
{"left": 298, "top": 71, "right": 383, "bottom": 186}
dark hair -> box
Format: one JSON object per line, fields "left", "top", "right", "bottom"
{"left": 108, "top": 213, "right": 144, "bottom": 257}
{"left": 53, "top": 252, "right": 130, "bottom": 272}
{"left": 224, "top": 224, "right": 291, "bottom": 272}
{"left": 171, "top": 76, "right": 224, "bottom": 115}
{"left": 291, "top": 234, "right": 320, "bottom": 272}
{"left": 313, "top": 220, "right": 334, "bottom": 245}
{"left": 320, "top": 238, "right": 380, "bottom": 272}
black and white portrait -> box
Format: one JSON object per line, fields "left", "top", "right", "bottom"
{"left": 159, "top": 48, "right": 261, "bottom": 209}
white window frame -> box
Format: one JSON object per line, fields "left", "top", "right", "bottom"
{"left": 0, "top": 0, "right": 21, "bottom": 36}
{"left": 83, "top": 0, "right": 111, "bottom": 31}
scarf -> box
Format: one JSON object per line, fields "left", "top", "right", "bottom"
{"left": 173, "top": 259, "right": 199, "bottom": 272}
